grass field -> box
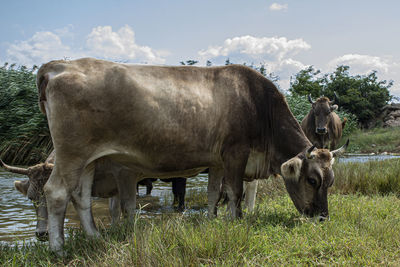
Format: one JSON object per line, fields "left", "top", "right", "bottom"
{"left": 1, "top": 159, "right": 400, "bottom": 266}
{"left": 344, "top": 127, "right": 400, "bottom": 154}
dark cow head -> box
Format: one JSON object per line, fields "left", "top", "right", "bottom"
{"left": 1, "top": 159, "right": 52, "bottom": 240}
{"left": 308, "top": 93, "right": 338, "bottom": 135}
{"left": 281, "top": 140, "right": 348, "bottom": 220}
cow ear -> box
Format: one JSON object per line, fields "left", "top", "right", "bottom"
{"left": 330, "top": 104, "right": 338, "bottom": 111}
{"left": 14, "top": 180, "right": 30, "bottom": 196}
{"left": 281, "top": 157, "right": 303, "bottom": 182}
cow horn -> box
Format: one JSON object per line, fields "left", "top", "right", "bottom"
{"left": 329, "top": 92, "right": 338, "bottom": 105}
{"left": 308, "top": 94, "right": 314, "bottom": 104}
{"left": 0, "top": 159, "right": 29, "bottom": 175}
{"left": 331, "top": 139, "right": 349, "bottom": 158}
{"left": 306, "top": 145, "right": 316, "bottom": 159}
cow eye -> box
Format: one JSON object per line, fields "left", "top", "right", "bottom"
{"left": 307, "top": 178, "right": 317, "bottom": 186}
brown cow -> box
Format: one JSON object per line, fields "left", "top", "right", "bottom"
{"left": 1, "top": 152, "right": 189, "bottom": 239}
{"left": 36, "top": 58, "right": 347, "bottom": 253}
{"left": 301, "top": 94, "right": 347, "bottom": 150}
{"left": 0, "top": 153, "right": 123, "bottom": 239}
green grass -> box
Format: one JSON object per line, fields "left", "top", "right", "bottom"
{"left": 332, "top": 159, "right": 400, "bottom": 196}
{"left": 344, "top": 127, "right": 400, "bottom": 154}
{"left": 1, "top": 191, "right": 399, "bottom": 266}
{"left": 2, "top": 145, "right": 400, "bottom": 266}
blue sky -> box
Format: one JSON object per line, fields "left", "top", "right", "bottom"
{"left": 1, "top": 0, "right": 399, "bottom": 96}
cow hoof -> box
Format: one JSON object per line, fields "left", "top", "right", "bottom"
{"left": 35, "top": 231, "right": 49, "bottom": 242}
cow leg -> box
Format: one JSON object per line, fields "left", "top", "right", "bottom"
{"left": 145, "top": 179, "right": 153, "bottom": 195}
{"left": 116, "top": 170, "right": 138, "bottom": 220}
{"left": 243, "top": 180, "right": 258, "bottom": 212}
{"left": 172, "top": 178, "right": 186, "bottom": 211}
{"left": 222, "top": 147, "right": 249, "bottom": 219}
{"left": 207, "top": 167, "right": 224, "bottom": 217}
{"left": 109, "top": 194, "right": 121, "bottom": 224}
{"left": 71, "top": 164, "right": 99, "bottom": 238}
{"left": 44, "top": 166, "right": 72, "bottom": 253}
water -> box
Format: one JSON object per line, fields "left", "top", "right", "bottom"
{"left": 338, "top": 153, "right": 400, "bottom": 163}
{"left": 0, "top": 170, "right": 207, "bottom": 245}
{"left": 1, "top": 154, "right": 399, "bottom": 245}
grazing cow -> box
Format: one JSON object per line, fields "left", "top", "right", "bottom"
{"left": 301, "top": 94, "right": 347, "bottom": 150}
{"left": 0, "top": 157, "right": 54, "bottom": 240}
{"left": 0, "top": 153, "right": 124, "bottom": 239}
{"left": 37, "top": 58, "right": 347, "bottom": 253}
{"left": 1, "top": 152, "right": 189, "bottom": 239}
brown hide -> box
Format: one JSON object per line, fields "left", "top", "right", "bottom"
{"left": 301, "top": 96, "right": 345, "bottom": 150}
{"left": 36, "top": 58, "right": 347, "bottom": 253}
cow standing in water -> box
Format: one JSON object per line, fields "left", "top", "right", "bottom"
{"left": 1, "top": 152, "right": 189, "bottom": 239}
{"left": 36, "top": 58, "right": 347, "bottom": 253}
{"left": 301, "top": 94, "right": 347, "bottom": 150}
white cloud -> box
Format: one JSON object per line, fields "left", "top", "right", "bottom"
{"left": 327, "top": 53, "right": 400, "bottom": 98}
{"left": 5, "top": 25, "right": 167, "bottom": 66}
{"left": 6, "top": 31, "right": 72, "bottom": 66}
{"left": 198, "top": 35, "right": 311, "bottom": 90}
{"left": 328, "top": 54, "right": 391, "bottom": 74}
{"left": 86, "top": 25, "right": 166, "bottom": 64}
{"left": 269, "top": 3, "right": 288, "bottom": 11}
{"left": 199, "top": 35, "right": 310, "bottom": 61}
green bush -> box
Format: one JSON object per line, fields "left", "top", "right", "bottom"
{"left": 0, "top": 63, "right": 51, "bottom": 164}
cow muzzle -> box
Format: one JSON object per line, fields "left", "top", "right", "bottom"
{"left": 316, "top": 127, "right": 327, "bottom": 134}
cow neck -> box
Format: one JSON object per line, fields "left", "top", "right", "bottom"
{"left": 268, "top": 99, "right": 311, "bottom": 174}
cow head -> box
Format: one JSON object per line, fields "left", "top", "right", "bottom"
{"left": 1, "top": 159, "right": 52, "bottom": 240}
{"left": 280, "top": 140, "right": 348, "bottom": 220}
{"left": 308, "top": 93, "right": 338, "bottom": 135}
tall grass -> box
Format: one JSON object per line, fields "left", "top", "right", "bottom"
{"left": 344, "top": 127, "right": 400, "bottom": 153}
{"left": 332, "top": 158, "right": 400, "bottom": 196}
{"left": 256, "top": 159, "right": 400, "bottom": 197}
{"left": 1, "top": 193, "right": 399, "bottom": 266}
{"left": 0, "top": 64, "right": 52, "bottom": 165}
{"left": 2, "top": 159, "right": 400, "bottom": 265}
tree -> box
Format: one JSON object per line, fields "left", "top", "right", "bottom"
{"left": 180, "top": 60, "right": 198, "bottom": 66}
{"left": 289, "top": 65, "right": 393, "bottom": 127}
{"left": 289, "top": 66, "right": 323, "bottom": 98}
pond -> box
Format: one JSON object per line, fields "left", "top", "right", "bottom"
{"left": 338, "top": 153, "right": 400, "bottom": 163}
{"left": 0, "top": 170, "right": 208, "bottom": 245}
{"left": 1, "top": 153, "right": 399, "bottom": 245}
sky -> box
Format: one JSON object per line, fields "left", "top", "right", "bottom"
{"left": 1, "top": 0, "right": 400, "bottom": 97}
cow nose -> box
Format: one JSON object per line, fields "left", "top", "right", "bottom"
{"left": 316, "top": 128, "right": 327, "bottom": 134}
{"left": 35, "top": 231, "right": 49, "bottom": 241}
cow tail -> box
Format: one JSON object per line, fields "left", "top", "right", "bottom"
{"left": 342, "top": 117, "right": 347, "bottom": 129}
{"left": 37, "top": 72, "right": 49, "bottom": 114}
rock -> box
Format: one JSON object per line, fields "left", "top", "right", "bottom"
{"left": 384, "top": 119, "right": 400, "bottom": 127}
{"left": 368, "top": 103, "right": 400, "bottom": 128}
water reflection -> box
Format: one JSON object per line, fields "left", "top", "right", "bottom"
{"left": 0, "top": 170, "right": 207, "bottom": 245}
{"left": 338, "top": 154, "right": 400, "bottom": 163}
